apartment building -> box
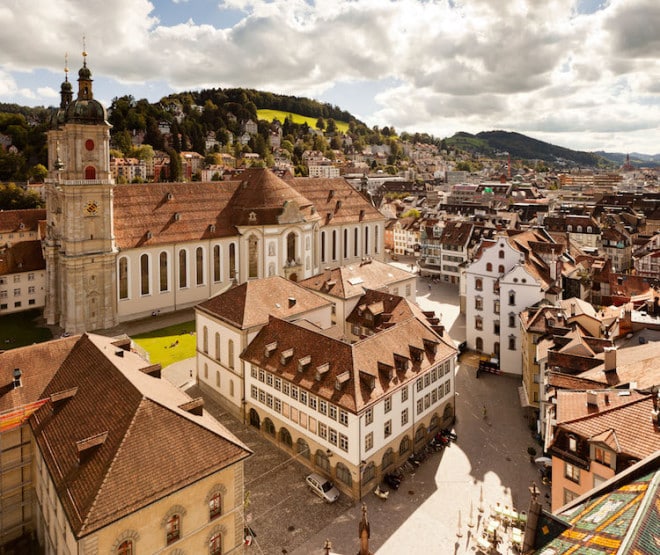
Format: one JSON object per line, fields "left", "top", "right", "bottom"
{"left": 2, "top": 333, "right": 251, "bottom": 553}
{"left": 241, "top": 307, "right": 456, "bottom": 499}
{"left": 547, "top": 389, "right": 660, "bottom": 512}
{"left": 0, "top": 209, "right": 47, "bottom": 315}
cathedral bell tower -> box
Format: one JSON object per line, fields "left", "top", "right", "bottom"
{"left": 44, "top": 46, "right": 118, "bottom": 334}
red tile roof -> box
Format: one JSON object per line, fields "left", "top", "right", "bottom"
{"left": 0, "top": 240, "right": 45, "bottom": 274}
{"left": 196, "top": 276, "right": 331, "bottom": 330}
{"left": 0, "top": 208, "right": 45, "bottom": 233}
{"left": 30, "top": 333, "right": 251, "bottom": 538}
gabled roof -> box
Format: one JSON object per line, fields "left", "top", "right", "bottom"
{"left": 30, "top": 334, "right": 251, "bottom": 538}
{"left": 557, "top": 394, "right": 660, "bottom": 460}
{"left": 297, "top": 259, "right": 414, "bottom": 300}
{"left": 196, "top": 276, "right": 331, "bottom": 330}
{"left": 0, "top": 240, "right": 46, "bottom": 274}
{"left": 0, "top": 208, "right": 45, "bottom": 233}
{"left": 0, "top": 336, "right": 79, "bottom": 412}
{"left": 242, "top": 314, "right": 455, "bottom": 413}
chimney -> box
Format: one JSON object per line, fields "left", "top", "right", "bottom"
{"left": 12, "top": 368, "right": 22, "bottom": 389}
{"left": 586, "top": 390, "right": 598, "bottom": 408}
{"left": 603, "top": 346, "right": 616, "bottom": 372}
{"left": 570, "top": 303, "right": 576, "bottom": 317}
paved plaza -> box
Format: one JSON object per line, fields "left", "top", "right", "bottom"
{"left": 128, "top": 267, "right": 549, "bottom": 554}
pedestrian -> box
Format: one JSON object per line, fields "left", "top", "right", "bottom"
{"left": 482, "top": 405, "right": 488, "bottom": 419}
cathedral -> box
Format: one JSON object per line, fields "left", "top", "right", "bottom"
{"left": 44, "top": 53, "right": 386, "bottom": 334}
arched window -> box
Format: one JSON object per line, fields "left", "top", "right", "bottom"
{"left": 117, "top": 540, "right": 133, "bottom": 555}
{"left": 178, "top": 250, "right": 187, "bottom": 288}
{"left": 508, "top": 335, "right": 516, "bottom": 351}
{"left": 159, "top": 252, "right": 168, "bottom": 292}
{"left": 343, "top": 229, "right": 348, "bottom": 258}
{"left": 279, "top": 427, "right": 292, "bottom": 448}
{"left": 118, "top": 257, "right": 129, "bottom": 300}
{"left": 375, "top": 226, "right": 379, "bottom": 253}
{"left": 196, "top": 247, "right": 204, "bottom": 285}
{"left": 476, "top": 337, "right": 484, "bottom": 351}
{"left": 486, "top": 263, "right": 492, "bottom": 272}
{"left": 263, "top": 418, "right": 275, "bottom": 436}
{"left": 361, "top": 462, "right": 375, "bottom": 484}
{"left": 587, "top": 226, "right": 592, "bottom": 233}
{"left": 203, "top": 326, "right": 208, "bottom": 354}
{"left": 166, "top": 514, "right": 180, "bottom": 545}
{"left": 248, "top": 235, "right": 259, "bottom": 278}
{"left": 287, "top": 232, "right": 296, "bottom": 263}
{"left": 215, "top": 332, "right": 221, "bottom": 361}
{"left": 140, "top": 254, "right": 150, "bottom": 295}
{"left": 567, "top": 225, "right": 572, "bottom": 232}
{"left": 475, "top": 278, "right": 483, "bottom": 291}
{"left": 365, "top": 226, "right": 370, "bottom": 254}
{"left": 509, "top": 290, "right": 516, "bottom": 306}
{"left": 430, "top": 414, "right": 439, "bottom": 431}
{"left": 228, "top": 340, "right": 234, "bottom": 369}
{"left": 509, "top": 313, "right": 516, "bottom": 328}
{"left": 321, "top": 231, "right": 326, "bottom": 262}
{"left": 498, "top": 264, "right": 505, "bottom": 274}
{"left": 315, "top": 449, "right": 330, "bottom": 472}
{"left": 354, "top": 228, "right": 359, "bottom": 256}
{"left": 84, "top": 166, "right": 96, "bottom": 179}
{"left": 399, "top": 436, "right": 410, "bottom": 455}
{"left": 209, "top": 493, "right": 222, "bottom": 520}
{"left": 498, "top": 250, "right": 504, "bottom": 259}
{"left": 381, "top": 448, "right": 394, "bottom": 470}
{"left": 415, "top": 425, "right": 426, "bottom": 444}
{"left": 229, "top": 243, "right": 236, "bottom": 280}
{"left": 297, "top": 438, "right": 310, "bottom": 459}
{"left": 213, "top": 245, "right": 221, "bottom": 282}
{"left": 209, "top": 533, "right": 222, "bottom": 555}
{"left": 332, "top": 230, "right": 337, "bottom": 260}
{"left": 336, "top": 462, "right": 352, "bottom": 486}
{"left": 577, "top": 225, "right": 583, "bottom": 233}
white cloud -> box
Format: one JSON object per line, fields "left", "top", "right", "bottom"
{"left": 0, "top": 0, "right": 658, "bottom": 152}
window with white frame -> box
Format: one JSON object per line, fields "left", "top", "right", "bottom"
{"left": 384, "top": 396, "right": 392, "bottom": 413}
{"left": 401, "top": 408, "right": 409, "bottom": 426}
{"left": 365, "top": 431, "right": 373, "bottom": 451}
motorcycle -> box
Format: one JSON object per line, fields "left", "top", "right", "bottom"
{"left": 440, "top": 428, "right": 458, "bottom": 441}
{"left": 384, "top": 472, "right": 402, "bottom": 490}
{"left": 374, "top": 484, "right": 389, "bottom": 500}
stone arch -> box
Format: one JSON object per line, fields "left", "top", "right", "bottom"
{"left": 263, "top": 417, "right": 275, "bottom": 436}
{"left": 111, "top": 530, "right": 140, "bottom": 553}
{"left": 297, "top": 438, "right": 310, "bottom": 459}
{"left": 279, "top": 427, "right": 293, "bottom": 448}
{"left": 249, "top": 408, "right": 260, "bottom": 428}
{"left": 160, "top": 504, "right": 188, "bottom": 528}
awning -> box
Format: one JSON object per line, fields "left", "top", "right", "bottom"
{"left": 518, "top": 386, "right": 533, "bottom": 408}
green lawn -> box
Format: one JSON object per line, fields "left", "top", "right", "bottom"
{"left": 132, "top": 321, "right": 196, "bottom": 368}
{"left": 257, "top": 109, "right": 350, "bottom": 134}
{"left": 0, "top": 309, "right": 53, "bottom": 348}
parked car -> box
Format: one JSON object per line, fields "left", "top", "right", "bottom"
{"left": 305, "top": 473, "right": 340, "bottom": 503}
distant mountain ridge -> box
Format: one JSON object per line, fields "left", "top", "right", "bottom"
{"left": 446, "top": 130, "right": 609, "bottom": 168}
{"left": 594, "top": 151, "right": 660, "bottom": 168}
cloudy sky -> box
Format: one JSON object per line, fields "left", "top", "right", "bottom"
{"left": 1, "top": 0, "right": 658, "bottom": 154}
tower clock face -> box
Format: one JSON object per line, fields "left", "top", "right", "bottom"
{"left": 85, "top": 139, "right": 95, "bottom": 151}
{"left": 85, "top": 200, "right": 99, "bottom": 216}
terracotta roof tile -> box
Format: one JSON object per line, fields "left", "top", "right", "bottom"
{"left": 30, "top": 333, "right": 251, "bottom": 538}
{"left": 197, "top": 276, "right": 331, "bottom": 329}
{"left": 0, "top": 208, "right": 45, "bottom": 233}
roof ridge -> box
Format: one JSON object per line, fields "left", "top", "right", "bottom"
{"left": 561, "top": 393, "right": 651, "bottom": 426}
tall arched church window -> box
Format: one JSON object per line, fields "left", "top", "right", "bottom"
{"left": 321, "top": 231, "right": 326, "bottom": 262}
{"left": 375, "top": 226, "right": 379, "bottom": 253}
{"left": 196, "top": 247, "right": 204, "bottom": 285}
{"left": 248, "top": 235, "right": 259, "bottom": 278}
{"left": 354, "top": 228, "right": 359, "bottom": 256}
{"left": 365, "top": 226, "right": 370, "bottom": 254}
{"left": 213, "top": 245, "right": 221, "bottom": 282}
{"left": 159, "top": 252, "right": 168, "bottom": 292}
{"left": 118, "top": 257, "right": 129, "bottom": 300}
{"left": 140, "top": 254, "right": 150, "bottom": 295}
{"left": 229, "top": 244, "right": 236, "bottom": 280}
{"left": 85, "top": 166, "right": 96, "bottom": 180}
{"left": 287, "top": 232, "right": 296, "bottom": 263}
{"left": 179, "top": 250, "right": 187, "bottom": 288}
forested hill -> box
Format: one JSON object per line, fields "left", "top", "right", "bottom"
{"left": 447, "top": 130, "right": 609, "bottom": 167}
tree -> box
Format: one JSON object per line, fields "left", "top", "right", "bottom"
{"left": 315, "top": 117, "right": 326, "bottom": 131}
{"left": 401, "top": 208, "right": 421, "bottom": 219}
{"left": 0, "top": 182, "right": 44, "bottom": 209}
{"left": 28, "top": 163, "right": 47, "bottom": 182}
{"left": 325, "top": 118, "right": 337, "bottom": 133}
{"left": 132, "top": 144, "right": 154, "bottom": 161}
{"left": 165, "top": 147, "right": 182, "bottom": 182}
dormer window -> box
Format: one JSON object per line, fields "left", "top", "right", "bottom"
{"left": 264, "top": 341, "right": 277, "bottom": 357}
{"left": 315, "top": 362, "right": 330, "bottom": 381}
{"left": 248, "top": 211, "right": 257, "bottom": 222}
{"left": 174, "top": 212, "right": 181, "bottom": 221}
{"left": 335, "top": 371, "right": 351, "bottom": 390}
{"left": 394, "top": 354, "right": 409, "bottom": 372}
{"left": 280, "top": 348, "right": 293, "bottom": 365}
{"left": 297, "top": 355, "right": 311, "bottom": 372}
